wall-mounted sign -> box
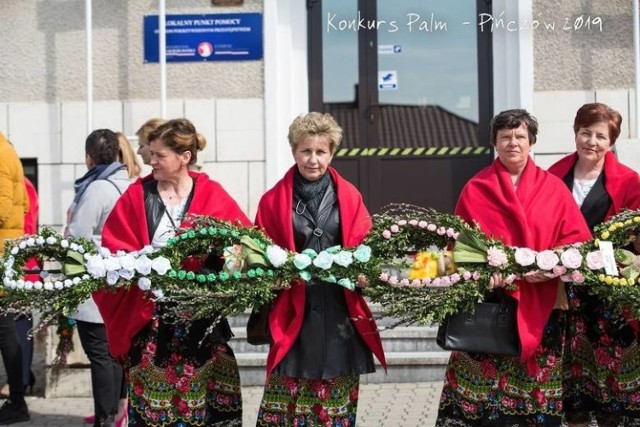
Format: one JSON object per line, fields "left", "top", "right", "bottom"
{"left": 144, "top": 13, "right": 262, "bottom": 63}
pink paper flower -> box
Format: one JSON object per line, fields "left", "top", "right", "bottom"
{"left": 382, "top": 230, "right": 392, "bottom": 239}
{"left": 446, "top": 228, "right": 456, "bottom": 237}
{"left": 552, "top": 265, "right": 567, "bottom": 277}
{"left": 410, "top": 279, "right": 421, "bottom": 287}
{"left": 487, "top": 247, "right": 508, "bottom": 267}
{"left": 397, "top": 220, "right": 407, "bottom": 226}
{"left": 462, "top": 271, "right": 472, "bottom": 280}
{"left": 560, "top": 247, "right": 583, "bottom": 269}
{"left": 400, "top": 278, "right": 410, "bottom": 286}
{"left": 409, "top": 219, "right": 418, "bottom": 226}
{"left": 390, "top": 224, "right": 400, "bottom": 233}
{"left": 571, "top": 270, "right": 585, "bottom": 284}
{"left": 379, "top": 273, "right": 389, "bottom": 282}
{"left": 472, "top": 271, "right": 481, "bottom": 280}
{"left": 432, "top": 278, "right": 442, "bottom": 286}
{"left": 504, "top": 274, "right": 517, "bottom": 285}
{"left": 388, "top": 276, "right": 399, "bottom": 285}
{"left": 436, "top": 227, "right": 447, "bottom": 235}
{"left": 421, "top": 278, "right": 432, "bottom": 286}
{"left": 514, "top": 247, "right": 536, "bottom": 266}
{"left": 586, "top": 250, "right": 604, "bottom": 270}
{"left": 536, "top": 250, "right": 559, "bottom": 270}
{"left": 418, "top": 221, "right": 428, "bottom": 228}
{"left": 427, "top": 224, "right": 437, "bottom": 232}
{"left": 450, "top": 273, "right": 461, "bottom": 283}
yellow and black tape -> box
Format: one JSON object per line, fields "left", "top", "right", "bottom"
{"left": 335, "top": 146, "right": 491, "bottom": 157}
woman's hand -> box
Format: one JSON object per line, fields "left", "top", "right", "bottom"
{"left": 356, "top": 274, "right": 370, "bottom": 289}
{"left": 489, "top": 273, "right": 506, "bottom": 289}
{"left": 523, "top": 270, "right": 551, "bottom": 283}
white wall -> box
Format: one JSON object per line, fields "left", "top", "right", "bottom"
{"left": 1, "top": 98, "right": 264, "bottom": 229}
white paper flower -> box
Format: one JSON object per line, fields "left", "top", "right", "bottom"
{"left": 104, "top": 256, "right": 122, "bottom": 272}
{"left": 312, "top": 251, "right": 334, "bottom": 270}
{"left": 77, "top": 246, "right": 86, "bottom": 254}
{"left": 26, "top": 238, "right": 35, "bottom": 247}
{"left": 514, "top": 247, "right": 536, "bottom": 266}
{"left": 18, "top": 242, "right": 26, "bottom": 250}
{"left": 151, "top": 257, "right": 172, "bottom": 276}
{"left": 44, "top": 282, "right": 54, "bottom": 291}
{"left": 46, "top": 236, "right": 57, "bottom": 245}
{"left": 586, "top": 250, "right": 604, "bottom": 270}
{"left": 487, "top": 247, "right": 508, "bottom": 267}
{"left": 266, "top": 245, "right": 288, "bottom": 268}
{"left": 64, "top": 279, "right": 73, "bottom": 288}
{"left": 34, "top": 281, "right": 43, "bottom": 290}
{"left": 560, "top": 247, "right": 583, "bottom": 269}
{"left": 70, "top": 243, "right": 79, "bottom": 251}
{"left": 333, "top": 250, "right": 354, "bottom": 267}
{"left": 152, "top": 289, "right": 165, "bottom": 300}
{"left": 10, "top": 247, "right": 18, "bottom": 255}
{"left": 16, "top": 280, "right": 25, "bottom": 290}
{"left": 137, "top": 277, "right": 152, "bottom": 291}
{"left": 106, "top": 270, "right": 120, "bottom": 285}
{"left": 24, "top": 281, "right": 33, "bottom": 291}
{"left": 4, "top": 256, "right": 14, "bottom": 269}
{"left": 85, "top": 255, "right": 107, "bottom": 278}
{"left": 139, "top": 245, "right": 155, "bottom": 256}
{"left": 536, "top": 250, "right": 559, "bottom": 270}
{"left": 118, "top": 269, "right": 135, "bottom": 280}
{"left": 119, "top": 254, "right": 137, "bottom": 271}
{"left": 60, "top": 240, "right": 69, "bottom": 248}
{"left": 53, "top": 281, "right": 64, "bottom": 290}
{"left": 35, "top": 237, "right": 45, "bottom": 245}
{"left": 72, "top": 277, "right": 81, "bottom": 285}
{"left": 98, "top": 247, "right": 112, "bottom": 258}
{"left": 135, "top": 255, "right": 153, "bottom": 275}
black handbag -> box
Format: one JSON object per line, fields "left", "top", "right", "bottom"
{"left": 246, "top": 303, "right": 272, "bottom": 346}
{"left": 436, "top": 291, "right": 521, "bottom": 356}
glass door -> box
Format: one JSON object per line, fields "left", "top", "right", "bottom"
{"left": 309, "top": 0, "right": 493, "bottom": 213}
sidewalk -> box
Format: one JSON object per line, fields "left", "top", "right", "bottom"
{"left": 2, "top": 382, "right": 444, "bottom": 426}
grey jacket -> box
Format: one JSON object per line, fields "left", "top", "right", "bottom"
{"left": 65, "top": 168, "right": 131, "bottom": 323}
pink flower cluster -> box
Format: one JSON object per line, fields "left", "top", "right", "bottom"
{"left": 381, "top": 219, "right": 459, "bottom": 240}
{"left": 378, "top": 270, "right": 481, "bottom": 288}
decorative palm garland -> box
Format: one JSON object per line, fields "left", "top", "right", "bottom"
{"left": 1, "top": 207, "right": 640, "bottom": 334}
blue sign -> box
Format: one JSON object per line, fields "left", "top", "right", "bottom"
{"left": 144, "top": 13, "right": 263, "bottom": 63}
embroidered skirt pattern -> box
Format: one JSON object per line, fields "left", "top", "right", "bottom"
{"left": 436, "top": 310, "right": 566, "bottom": 427}
{"left": 256, "top": 374, "right": 359, "bottom": 426}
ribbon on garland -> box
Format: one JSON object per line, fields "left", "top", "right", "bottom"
{"left": 63, "top": 250, "right": 87, "bottom": 277}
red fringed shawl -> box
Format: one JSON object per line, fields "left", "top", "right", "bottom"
{"left": 95, "top": 171, "right": 250, "bottom": 358}
{"left": 255, "top": 166, "right": 387, "bottom": 377}
{"left": 455, "top": 159, "right": 591, "bottom": 362}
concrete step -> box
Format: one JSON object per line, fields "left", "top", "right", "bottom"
{"left": 234, "top": 351, "right": 450, "bottom": 386}
{"left": 229, "top": 326, "right": 444, "bottom": 354}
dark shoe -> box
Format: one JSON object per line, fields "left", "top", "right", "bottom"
{"left": 0, "top": 398, "right": 30, "bottom": 425}
{"left": 93, "top": 414, "right": 115, "bottom": 427}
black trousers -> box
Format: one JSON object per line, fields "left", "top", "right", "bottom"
{"left": 14, "top": 315, "right": 33, "bottom": 387}
{"left": 76, "top": 321, "right": 126, "bottom": 418}
{"left": 0, "top": 315, "right": 24, "bottom": 398}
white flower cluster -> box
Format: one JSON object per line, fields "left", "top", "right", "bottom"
{"left": 2, "top": 237, "right": 90, "bottom": 291}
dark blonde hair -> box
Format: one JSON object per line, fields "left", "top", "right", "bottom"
{"left": 136, "top": 118, "right": 167, "bottom": 146}
{"left": 288, "top": 112, "right": 343, "bottom": 153}
{"left": 148, "top": 118, "right": 206, "bottom": 165}
{"left": 573, "top": 102, "right": 622, "bottom": 145}
{"left": 116, "top": 132, "right": 141, "bottom": 178}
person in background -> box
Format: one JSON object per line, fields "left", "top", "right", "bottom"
{"left": 253, "top": 112, "right": 386, "bottom": 426}
{"left": 135, "top": 118, "right": 166, "bottom": 165}
{"left": 65, "top": 129, "right": 131, "bottom": 427}
{"left": 0, "top": 132, "right": 30, "bottom": 425}
{"left": 435, "top": 110, "right": 592, "bottom": 427}
{"left": 95, "top": 118, "right": 248, "bottom": 426}
{"left": 116, "top": 132, "right": 142, "bottom": 179}
{"left": 548, "top": 102, "right": 640, "bottom": 427}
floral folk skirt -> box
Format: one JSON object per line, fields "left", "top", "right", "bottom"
{"left": 124, "top": 316, "right": 242, "bottom": 427}
{"left": 436, "top": 310, "right": 565, "bottom": 427}
{"left": 563, "top": 287, "right": 640, "bottom": 426}
{"left": 256, "top": 374, "right": 360, "bottom": 426}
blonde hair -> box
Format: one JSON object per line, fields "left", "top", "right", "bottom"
{"left": 148, "top": 118, "right": 206, "bottom": 166}
{"left": 288, "top": 112, "right": 343, "bottom": 153}
{"left": 116, "top": 132, "right": 142, "bottom": 179}
{"left": 136, "top": 118, "right": 167, "bottom": 146}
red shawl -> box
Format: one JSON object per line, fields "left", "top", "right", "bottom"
{"left": 549, "top": 151, "right": 640, "bottom": 331}
{"left": 95, "top": 171, "right": 250, "bottom": 358}
{"left": 548, "top": 151, "right": 640, "bottom": 220}
{"left": 255, "top": 166, "right": 387, "bottom": 377}
{"left": 455, "top": 159, "right": 591, "bottom": 363}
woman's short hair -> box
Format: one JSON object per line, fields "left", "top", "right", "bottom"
{"left": 136, "top": 118, "right": 167, "bottom": 145}
{"left": 288, "top": 112, "right": 343, "bottom": 153}
{"left": 116, "top": 132, "right": 141, "bottom": 178}
{"left": 148, "top": 118, "right": 206, "bottom": 166}
{"left": 573, "top": 102, "right": 622, "bottom": 145}
{"left": 490, "top": 109, "right": 538, "bottom": 146}
{"left": 85, "top": 129, "right": 120, "bottom": 165}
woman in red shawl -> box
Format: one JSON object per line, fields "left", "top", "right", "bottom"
{"left": 95, "top": 119, "right": 249, "bottom": 427}
{"left": 253, "top": 112, "right": 386, "bottom": 426}
{"left": 436, "top": 109, "right": 592, "bottom": 427}
{"left": 548, "top": 103, "right": 640, "bottom": 427}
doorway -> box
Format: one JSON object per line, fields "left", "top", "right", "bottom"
{"left": 308, "top": 0, "right": 494, "bottom": 213}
